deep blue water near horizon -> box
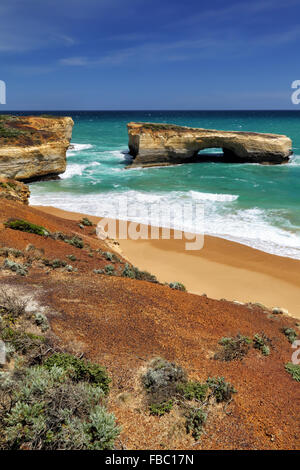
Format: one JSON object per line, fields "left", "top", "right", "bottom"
{"left": 9, "top": 110, "right": 300, "bottom": 259}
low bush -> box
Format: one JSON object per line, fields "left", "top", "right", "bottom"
{"left": 285, "top": 363, "right": 300, "bottom": 382}
{"left": 282, "top": 327, "right": 298, "bottom": 344}
{"left": 66, "top": 254, "right": 77, "bottom": 262}
{"left": 4, "top": 219, "right": 49, "bottom": 237}
{"left": 185, "top": 408, "right": 207, "bottom": 440}
{"left": 34, "top": 313, "right": 49, "bottom": 332}
{"left": 65, "top": 236, "right": 84, "bottom": 249}
{"left": 176, "top": 381, "right": 208, "bottom": 402}
{"left": 142, "top": 358, "right": 237, "bottom": 441}
{"left": 149, "top": 400, "right": 173, "bottom": 416}
{"left": 80, "top": 217, "right": 93, "bottom": 227}
{"left": 104, "top": 264, "right": 115, "bottom": 275}
{"left": 0, "top": 290, "right": 27, "bottom": 319}
{"left": 0, "top": 365, "right": 119, "bottom": 450}
{"left": 142, "top": 358, "right": 186, "bottom": 400}
{"left": 206, "top": 377, "right": 237, "bottom": 403}
{"left": 253, "top": 333, "right": 271, "bottom": 356}
{"left": 42, "top": 258, "right": 67, "bottom": 269}
{"left": 0, "top": 247, "right": 24, "bottom": 258}
{"left": 214, "top": 334, "right": 252, "bottom": 362}
{"left": 43, "top": 353, "right": 111, "bottom": 394}
{"left": 3, "top": 259, "right": 28, "bottom": 276}
{"left": 169, "top": 282, "right": 186, "bottom": 292}
{"left": 121, "top": 263, "right": 158, "bottom": 283}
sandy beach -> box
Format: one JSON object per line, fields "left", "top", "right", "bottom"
{"left": 34, "top": 205, "right": 300, "bottom": 319}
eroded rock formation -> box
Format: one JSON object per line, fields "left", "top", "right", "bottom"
{"left": 127, "top": 122, "right": 292, "bottom": 167}
{"left": 0, "top": 115, "right": 74, "bottom": 181}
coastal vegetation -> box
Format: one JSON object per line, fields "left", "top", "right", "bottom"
{"left": 282, "top": 327, "right": 298, "bottom": 344}
{"left": 5, "top": 219, "right": 49, "bottom": 237}
{"left": 285, "top": 363, "right": 300, "bottom": 382}
{"left": 0, "top": 290, "right": 119, "bottom": 450}
{"left": 142, "top": 358, "right": 237, "bottom": 440}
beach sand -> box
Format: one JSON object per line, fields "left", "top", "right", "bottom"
{"left": 34, "top": 205, "right": 300, "bottom": 319}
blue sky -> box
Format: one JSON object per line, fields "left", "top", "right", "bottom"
{"left": 0, "top": 0, "right": 300, "bottom": 110}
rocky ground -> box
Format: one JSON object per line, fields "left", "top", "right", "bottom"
{"left": 0, "top": 186, "right": 299, "bottom": 450}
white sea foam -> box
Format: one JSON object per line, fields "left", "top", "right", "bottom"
{"left": 188, "top": 191, "right": 239, "bottom": 202}
{"left": 67, "top": 143, "right": 93, "bottom": 156}
{"left": 60, "top": 164, "right": 86, "bottom": 179}
{"left": 29, "top": 188, "right": 300, "bottom": 260}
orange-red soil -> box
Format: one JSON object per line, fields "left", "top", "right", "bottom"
{"left": 0, "top": 200, "right": 299, "bottom": 450}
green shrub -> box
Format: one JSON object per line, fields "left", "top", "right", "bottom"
{"left": 121, "top": 263, "right": 158, "bottom": 283}
{"left": 34, "top": 313, "right": 49, "bottom": 332}
{"left": 42, "top": 258, "right": 67, "bottom": 269}
{"left": 185, "top": 408, "right": 207, "bottom": 440}
{"left": 215, "top": 334, "right": 252, "bottom": 362}
{"left": 4, "top": 219, "right": 49, "bottom": 237}
{"left": 65, "top": 236, "right": 84, "bottom": 249}
{"left": 282, "top": 328, "right": 298, "bottom": 344}
{"left": 0, "top": 247, "right": 23, "bottom": 258}
{"left": 66, "top": 254, "right": 77, "bottom": 262}
{"left": 143, "top": 358, "right": 186, "bottom": 396}
{"left": 80, "top": 217, "right": 93, "bottom": 227}
{"left": 104, "top": 264, "right": 115, "bottom": 275}
{"left": 1, "top": 327, "right": 44, "bottom": 355}
{"left": 3, "top": 259, "right": 28, "bottom": 276}
{"left": 207, "top": 377, "right": 237, "bottom": 402}
{"left": 169, "top": 282, "right": 186, "bottom": 292}
{"left": 149, "top": 400, "right": 173, "bottom": 416}
{"left": 253, "top": 333, "right": 271, "bottom": 356}
{"left": 285, "top": 363, "right": 300, "bottom": 382}
{"left": 176, "top": 381, "right": 208, "bottom": 402}
{"left": 0, "top": 365, "right": 119, "bottom": 450}
{"left": 43, "top": 353, "right": 111, "bottom": 394}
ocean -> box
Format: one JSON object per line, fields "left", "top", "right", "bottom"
{"left": 25, "top": 110, "right": 300, "bottom": 260}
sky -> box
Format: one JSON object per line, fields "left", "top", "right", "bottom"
{"left": 0, "top": 0, "right": 300, "bottom": 110}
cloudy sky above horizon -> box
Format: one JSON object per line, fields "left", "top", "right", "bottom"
{"left": 0, "top": 0, "right": 300, "bottom": 110}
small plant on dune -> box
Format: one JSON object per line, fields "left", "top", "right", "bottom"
{"left": 0, "top": 247, "right": 24, "bottom": 258}
{"left": 0, "top": 290, "right": 27, "bottom": 319}
{"left": 104, "top": 264, "right": 115, "bottom": 275}
{"left": 285, "top": 363, "right": 300, "bottom": 382}
{"left": 169, "top": 282, "right": 186, "bottom": 292}
{"left": 149, "top": 400, "right": 174, "bottom": 416}
{"left": 176, "top": 381, "right": 208, "bottom": 402}
{"left": 4, "top": 219, "right": 49, "bottom": 237}
{"left": 253, "top": 333, "right": 271, "bottom": 356}
{"left": 142, "top": 357, "right": 237, "bottom": 441}
{"left": 206, "top": 377, "right": 237, "bottom": 403}
{"left": 282, "top": 327, "right": 298, "bottom": 344}
{"left": 65, "top": 235, "right": 84, "bottom": 249}
{"left": 214, "top": 334, "right": 252, "bottom": 362}
{"left": 43, "top": 353, "right": 111, "bottom": 395}
{"left": 121, "top": 263, "right": 158, "bottom": 283}
{"left": 142, "top": 357, "right": 187, "bottom": 400}
{"left": 3, "top": 259, "right": 28, "bottom": 276}
{"left": 185, "top": 408, "right": 207, "bottom": 440}
{"left": 34, "top": 313, "right": 49, "bottom": 332}
{"left": 80, "top": 217, "right": 93, "bottom": 227}
{"left": 66, "top": 254, "right": 77, "bottom": 262}
{"left": 42, "top": 258, "right": 67, "bottom": 269}
{"left": 0, "top": 365, "right": 119, "bottom": 450}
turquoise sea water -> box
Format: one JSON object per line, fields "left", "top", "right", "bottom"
{"left": 27, "top": 111, "right": 300, "bottom": 259}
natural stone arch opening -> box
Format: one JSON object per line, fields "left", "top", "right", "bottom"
{"left": 196, "top": 146, "right": 239, "bottom": 163}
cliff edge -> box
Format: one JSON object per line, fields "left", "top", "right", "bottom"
{"left": 0, "top": 115, "right": 74, "bottom": 181}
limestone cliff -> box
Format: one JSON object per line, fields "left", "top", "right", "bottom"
{"left": 0, "top": 115, "right": 74, "bottom": 181}
{"left": 127, "top": 122, "right": 292, "bottom": 167}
